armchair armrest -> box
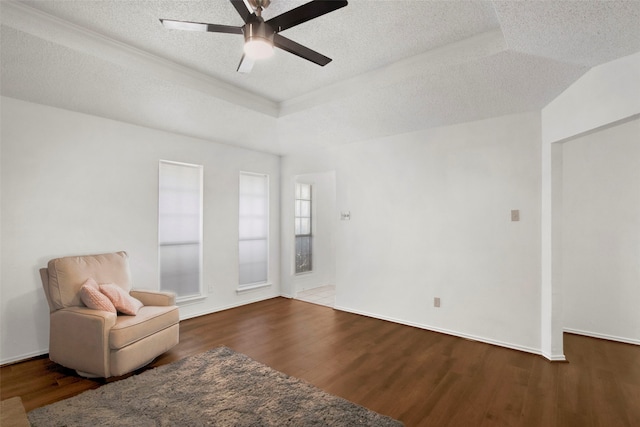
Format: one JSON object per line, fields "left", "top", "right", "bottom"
{"left": 130, "top": 290, "right": 176, "bottom": 306}
{"left": 49, "top": 307, "right": 117, "bottom": 377}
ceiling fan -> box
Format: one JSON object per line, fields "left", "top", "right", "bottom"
{"left": 160, "top": 0, "right": 348, "bottom": 73}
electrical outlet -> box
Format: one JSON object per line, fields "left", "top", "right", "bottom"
{"left": 434, "top": 297, "right": 441, "bottom": 308}
{"left": 208, "top": 283, "right": 214, "bottom": 293}
{"left": 511, "top": 209, "right": 520, "bottom": 221}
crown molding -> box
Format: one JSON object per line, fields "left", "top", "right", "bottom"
{"left": 1, "top": 1, "right": 279, "bottom": 117}
{"left": 279, "top": 30, "right": 507, "bottom": 117}
{"left": 1, "top": 2, "right": 507, "bottom": 119}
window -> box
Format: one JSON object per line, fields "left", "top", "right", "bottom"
{"left": 295, "top": 183, "right": 312, "bottom": 274}
{"left": 238, "top": 172, "right": 269, "bottom": 288}
{"left": 158, "top": 161, "right": 203, "bottom": 301}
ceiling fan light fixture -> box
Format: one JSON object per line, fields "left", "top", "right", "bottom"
{"left": 244, "top": 38, "right": 273, "bottom": 59}
{"left": 243, "top": 21, "right": 274, "bottom": 60}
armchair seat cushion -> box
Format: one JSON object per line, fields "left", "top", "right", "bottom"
{"left": 109, "top": 305, "right": 179, "bottom": 350}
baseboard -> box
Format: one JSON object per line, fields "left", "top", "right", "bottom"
{"left": 564, "top": 328, "right": 640, "bottom": 346}
{"left": 179, "top": 294, "right": 281, "bottom": 321}
{"left": 540, "top": 351, "right": 567, "bottom": 362}
{"left": 1, "top": 348, "right": 48, "bottom": 367}
{"left": 334, "top": 304, "right": 546, "bottom": 358}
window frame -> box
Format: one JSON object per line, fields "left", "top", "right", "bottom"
{"left": 158, "top": 160, "right": 204, "bottom": 303}
{"left": 294, "top": 182, "right": 313, "bottom": 274}
{"left": 238, "top": 171, "right": 270, "bottom": 291}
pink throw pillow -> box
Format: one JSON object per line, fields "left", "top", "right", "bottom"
{"left": 99, "top": 284, "right": 143, "bottom": 315}
{"left": 80, "top": 278, "right": 117, "bottom": 313}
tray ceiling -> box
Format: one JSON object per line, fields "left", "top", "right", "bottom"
{"left": 2, "top": 0, "right": 639, "bottom": 154}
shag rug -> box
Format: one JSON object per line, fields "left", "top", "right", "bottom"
{"left": 28, "top": 347, "right": 403, "bottom": 426}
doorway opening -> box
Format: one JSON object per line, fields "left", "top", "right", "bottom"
{"left": 296, "top": 285, "right": 336, "bottom": 307}
{"left": 292, "top": 171, "right": 337, "bottom": 308}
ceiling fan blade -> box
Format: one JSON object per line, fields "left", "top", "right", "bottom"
{"left": 160, "top": 19, "right": 243, "bottom": 35}
{"left": 237, "top": 54, "right": 255, "bottom": 73}
{"left": 266, "top": 0, "right": 347, "bottom": 33}
{"left": 273, "top": 34, "right": 331, "bottom": 66}
{"left": 230, "top": 0, "right": 253, "bottom": 23}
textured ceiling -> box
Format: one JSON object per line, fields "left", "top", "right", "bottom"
{"left": 1, "top": 0, "right": 639, "bottom": 155}
{"left": 15, "top": 0, "right": 501, "bottom": 102}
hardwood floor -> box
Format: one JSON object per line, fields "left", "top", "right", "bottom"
{"left": 2, "top": 297, "right": 639, "bottom": 426}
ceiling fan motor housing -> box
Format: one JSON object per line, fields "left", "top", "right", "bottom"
{"left": 244, "top": 19, "right": 275, "bottom": 44}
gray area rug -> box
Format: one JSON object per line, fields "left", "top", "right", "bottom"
{"left": 28, "top": 346, "right": 403, "bottom": 426}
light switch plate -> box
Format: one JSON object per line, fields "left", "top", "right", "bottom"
{"left": 511, "top": 210, "right": 520, "bottom": 221}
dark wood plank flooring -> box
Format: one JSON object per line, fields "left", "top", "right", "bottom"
{"left": 2, "top": 297, "right": 639, "bottom": 426}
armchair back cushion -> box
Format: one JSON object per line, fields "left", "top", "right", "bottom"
{"left": 45, "top": 251, "right": 132, "bottom": 311}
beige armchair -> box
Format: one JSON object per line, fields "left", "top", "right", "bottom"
{"left": 40, "top": 251, "right": 179, "bottom": 378}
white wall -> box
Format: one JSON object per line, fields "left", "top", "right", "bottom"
{"left": 290, "top": 171, "right": 337, "bottom": 294}
{"left": 541, "top": 51, "right": 640, "bottom": 350}
{"left": 0, "top": 97, "right": 281, "bottom": 364}
{"left": 4, "top": 52, "right": 637, "bottom": 365}
{"left": 542, "top": 51, "right": 640, "bottom": 144}
{"left": 562, "top": 118, "right": 640, "bottom": 344}
{"left": 282, "top": 111, "right": 543, "bottom": 354}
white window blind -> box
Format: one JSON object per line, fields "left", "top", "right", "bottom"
{"left": 238, "top": 172, "right": 269, "bottom": 287}
{"left": 158, "top": 161, "right": 203, "bottom": 300}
